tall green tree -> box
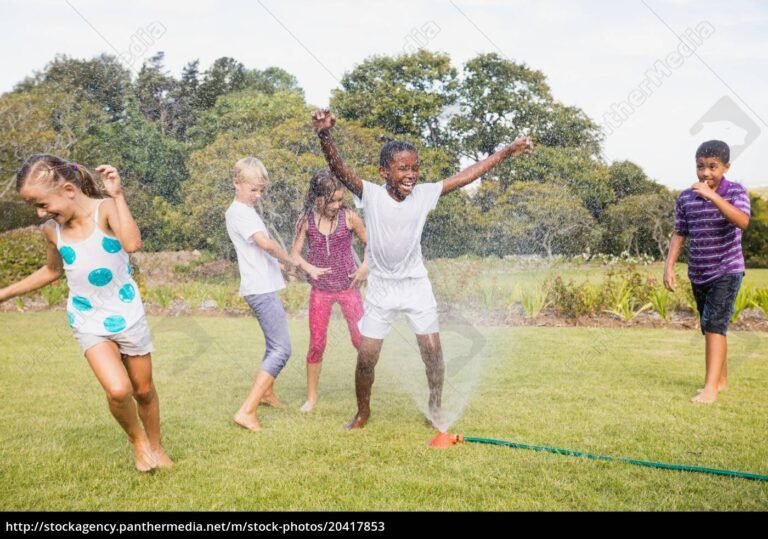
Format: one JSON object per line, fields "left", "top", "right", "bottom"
{"left": 16, "top": 54, "right": 131, "bottom": 120}
{"left": 331, "top": 50, "right": 458, "bottom": 146}
{"left": 608, "top": 160, "right": 664, "bottom": 201}
{"left": 135, "top": 52, "right": 179, "bottom": 136}
{"left": 600, "top": 192, "right": 676, "bottom": 258}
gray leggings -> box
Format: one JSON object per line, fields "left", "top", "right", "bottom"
{"left": 243, "top": 292, "right": 292, "bottom": 378}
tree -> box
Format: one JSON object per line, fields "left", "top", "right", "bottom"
{"left": 135, "top": 52, "right": 179, "bottom": 136}
{"left": 608, "top": 160, "right": 664, "bottom": 201}
{"left": 743, "top": 194, "right": 768, "bottom": 268}
{"left": 17, "top": 54, "right": 131, "bottom": 120}
{"left": 497, "top": 146, "right": 615, "bottom": 218}
{"left": 243, "top": 67, "right": 303, "bottom": 96}
{"left": 91, "top": 98, "right": 188, "bottom": 203}
{"left": 193, "top": 57, "right": 248, "bottom": 110}
{"left": 600, "top": 192, "right": 676, "bottom": 258}
{"left": 537, "top": 103, "right": 603, "bottom": 156}
{"left": 0, "top": 86, "right": 107, "bottom": 201}
{"left": 188, "top": 90, "right": 310, "bottom": 149}
{"left": 448, "top": 53, "right": 552, "bottom": 160}
{"left": 331, "top": 50, "right": 458, "bottom": 145}
{"left": 478, "top": 181, "right": 601, "bottom": 257}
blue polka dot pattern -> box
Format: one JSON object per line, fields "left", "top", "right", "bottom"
{"left": 59, "top": 246, "right": 76, "bottom": 265}
{"left": 127, "top": 263, "right": 133, "bottom": 275}
{"left": 103, "top": 315, "right": 127, "bottom": 333}
{"left": 67, "top": 311, "right": 75, "bottom": 327}
{"left": 72, "top": 296, "right": 93, "bottom": 311}
{"left": 102, "top": 237, "right": 122, "bottom": 254}
{"left": 88, "top": 268, "right": 113, "bottom": 287}
{"left": 118, "top": 283, "right": 136, "bottom": 303}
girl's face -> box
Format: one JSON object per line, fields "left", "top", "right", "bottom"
{"left": 19, "top": 181, "right": 77, "bottom": 224}
{"left": 380, "top": 150, "right": 420, "bottom": 199}
{"left": 316, "top": 189, "right": 344, "bottom": 219}
{"left": 234, "top": 179, "right": 267, "bottom": 207}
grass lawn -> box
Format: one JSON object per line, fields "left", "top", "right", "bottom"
{"left": 1, "top": 312, "right": 767, "bottom": 511}
{"left": 426, "top": 259, "right": 768, "bottom": 310}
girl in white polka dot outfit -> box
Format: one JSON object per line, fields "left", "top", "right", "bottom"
{"left": 0, "top": 154, "right": 172, "bottom": 472}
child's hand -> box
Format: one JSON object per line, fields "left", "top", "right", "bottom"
{"left": 96, "top": 165, "right": 124, "bottom": 198}
{"left": 663, "top": 267, "right": 676, "bottom": 292}
{"left": 508, "top": 135, "right": 533, "bottom": 156}
{"left": 280, "top": 261, "right": 297, "bottom": 278}
{"left": 349, "top": 263, "right": 368, "bottom": 288}
{"left": 311, "top": 108, "right": 336, "bottom": 132}
{"left": 691, "top": 181, "right": 716, "bottom": 201}
{"left": 0, "top": 288, "right": 8, "bottom": 304}
{"left": 304, "top": 262, "right": 332, "bottom": 281}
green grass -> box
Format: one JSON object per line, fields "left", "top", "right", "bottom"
{"left": 427, "top": 258, "right": 768, "bottom": 306}
{"left": 1, "top": 312, "right": 767, "bottom": 510}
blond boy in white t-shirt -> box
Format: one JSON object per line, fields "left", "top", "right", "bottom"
{"left": 226, "top": 157, "right": 326, "bottom": 431}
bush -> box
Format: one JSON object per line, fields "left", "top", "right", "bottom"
{"left": 0, "top": 227, "right": 47, "bottom": 287}
{"left": 520, "top": 285, "right": 549, "bottom": 319}
{"left": 546, "top": 276, "right": 601, "bottom": 318}
{"left": 753, "top": 288, "right": 768, "bottom": 319}
{"left": 40, "top": 280, "right": 69, "bottom": 306}
{"left": 0, "top": 202, "right": 38, "bottom": 233}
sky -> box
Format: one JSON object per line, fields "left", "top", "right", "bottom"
{"left": 1, "top": 0, "right": 767, "bottom": 189}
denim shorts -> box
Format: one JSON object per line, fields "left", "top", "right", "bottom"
{"left": 691, "top": 273, "right": 743, "bottom": 336}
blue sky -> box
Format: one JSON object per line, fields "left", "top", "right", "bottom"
{"left": 2, "top": 0, "right": 766, "bottom": 189}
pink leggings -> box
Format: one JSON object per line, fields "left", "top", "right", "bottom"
{"left": 307, "top": 287, "right": 364, "bottom": 364}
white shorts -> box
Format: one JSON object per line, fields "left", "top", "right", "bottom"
{"left": 72, "top": 316, "right": 155, "bottom": 357}
{"left": 359, "top": 276, "right": 439, "bottom": 339}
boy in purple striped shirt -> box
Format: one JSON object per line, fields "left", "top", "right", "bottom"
{"left": 664, "top": 140, "right": 751, "bottom": 404}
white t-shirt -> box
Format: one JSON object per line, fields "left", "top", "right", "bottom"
{"left": 225, "top": 200, "right": 285, "bottom": 296}
{"left": 354, "top": 180, "right": 443, "bottom": 279}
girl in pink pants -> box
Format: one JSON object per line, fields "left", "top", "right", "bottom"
{"left": 292, "top": 170, "right": 368, "bottom": 412}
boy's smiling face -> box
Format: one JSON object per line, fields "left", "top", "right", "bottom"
{"left": 380, "top": 150, "right": 420, "bottom": 201}
{"left": 696, "top": 156, "right": 730, "bottom": 190}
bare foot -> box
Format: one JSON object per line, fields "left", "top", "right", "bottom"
{"left": 300, "top": 399, "right": 316, "bottom": 413}
{"left": 698, "top": 383, "right": 728, "bottom": 393}
{"left": 233, "top": 412, "right": 262, "bottom": 432}
{"left": 132, "top": 437, "right": 157, "bottom": 472}
{"left": 344, "top": 413, "right": 368, "bottom": 430}
{"left": 152, "top": 447, "right": 174, "bottom": 469}
{"left": 692, "top": 388, "right": 718, "bottom": 403}
{"left": 260, "top": 392, "right": 288, "bottom": 408}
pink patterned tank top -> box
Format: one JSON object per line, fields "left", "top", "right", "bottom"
{"left": 306, "top": 208, "right": 358, "bottom": 292}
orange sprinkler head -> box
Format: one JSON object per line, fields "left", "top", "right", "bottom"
{"left": 428, "top": 432, "right": 464, "bottom": 448}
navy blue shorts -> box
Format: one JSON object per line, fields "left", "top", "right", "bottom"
{"left": 691, "top": 273, "right": 743, "bottom": 336}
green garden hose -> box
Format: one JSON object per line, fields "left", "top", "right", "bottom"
{"left": 463, "top": 436, "right": 768, "bottom": 482}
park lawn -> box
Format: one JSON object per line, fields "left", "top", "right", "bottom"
{"left": 0, "top": 312, "right": 766, "bottom": 511}
{"left": 426, "top": 259, "right": 768, "bottom": 309}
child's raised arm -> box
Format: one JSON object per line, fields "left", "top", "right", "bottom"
{"left": 441, "top": 135, "right": 532, "bottom": 195}
{"left": 312, "top": 109, "right": 364, "bottom": 199}
{"left": 0, "top": 224, "right": 64, "bottom": 303}
{"left": 98, "top": 165, "right": 143, "bottom": 253}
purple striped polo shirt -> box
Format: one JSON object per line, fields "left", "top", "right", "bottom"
{"left": 675, "top": 177, "right": 751, "bottom": 285}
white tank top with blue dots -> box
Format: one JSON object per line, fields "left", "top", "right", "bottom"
{"left": 56, "top": 200, "right": 145, "bottom": 336}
